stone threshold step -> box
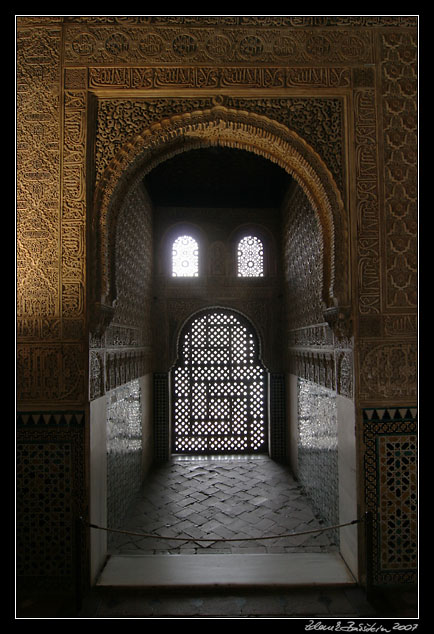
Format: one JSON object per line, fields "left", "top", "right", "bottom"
{"left": 97, "top": 552, "right": 356, "bottom": 589}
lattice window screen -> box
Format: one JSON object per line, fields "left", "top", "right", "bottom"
{"left": 237, "top": 235, "right": 264, "bottom": 277}
{"left": 172, "top": 310, "right": 268, "bottom": 454}
{"left": 172, "top": 235, "right": 199, "bottom": 277}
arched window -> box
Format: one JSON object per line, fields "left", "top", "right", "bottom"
{"left": 172, "top": 309, "right": 268, "bottom": 454}
{"left": 172, "top": 235, "right": 199, "bottom": 277}
{"left": 237, "top": 235, "right": 264, "bottom": 277}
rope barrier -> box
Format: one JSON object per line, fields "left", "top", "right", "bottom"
{"left": 85, "top": 517, "right": 363, "bottom": 544}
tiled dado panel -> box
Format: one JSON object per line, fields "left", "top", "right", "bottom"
{"left": 16, "top": 412, "right": 87, "bottom": 594}
{"left": 363, "top": 408, "right": 417, "bottom": 585}
{"left": 154, "top": 373, "right": 170, "bottom": 463}
{"left": 106, "top": 380, "right": 143, "bottom": 542}
{"left": 297, "top": 378, "right": 340, "bottom": 546}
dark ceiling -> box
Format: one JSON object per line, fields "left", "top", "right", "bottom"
{"left": 144, "top": 146, "right": 292, "bottom": 208}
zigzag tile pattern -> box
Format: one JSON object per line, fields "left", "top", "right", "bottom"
{"left": 109, "top": 456, "right": 339, "bottom": 555}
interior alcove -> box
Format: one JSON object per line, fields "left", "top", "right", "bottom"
{"left": 90, "top": 139, "right": 357, "bottom": 587}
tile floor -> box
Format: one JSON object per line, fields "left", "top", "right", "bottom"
{"left": 109, "top": 455, "right": 339, "bottom": 556}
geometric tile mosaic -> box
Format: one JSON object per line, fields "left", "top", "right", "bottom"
{"left": 153, "top": 373, "right": 170, "bottom": 463}
{"left": 377, "top": 435, "right": 417, "bottom": 571}
{"left": 363, "top": 407, "right": 417, "bottom": 585}
{"left": 16, "top": 412, "right": 87, "bottom": 593}
{"left": 107, "top": 381, "right": 143, "bottom": 543}
{"left": 16, "top": 441, "right": 75, "bottom": 578}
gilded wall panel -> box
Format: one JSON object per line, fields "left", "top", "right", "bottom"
{"left": 17, "top": 26, "right": 62, "bottom": 337}
{"left": 61, "top": 87, "right": 87, "bottom": 335}
{"left": 15, "top": 15, "right": 419, "bottom": 600}
{"left": 16, "top": 17, "right": 418, "bottom": 409}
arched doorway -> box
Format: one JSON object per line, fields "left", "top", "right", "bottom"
{"left": 171, "top": 308, "right": 268, "bottom": 455}
{"left": 88, "top": 105, "right": 358, "bottom": 586}
{"left": 90, "top": 104, "right": 350, "bottom": 327}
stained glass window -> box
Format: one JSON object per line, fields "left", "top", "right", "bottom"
{"left": 172, "top": 235, "right": 199, "bottom": 277}
{"left": 237, "top": 235, "right": 264, "bottom": 277}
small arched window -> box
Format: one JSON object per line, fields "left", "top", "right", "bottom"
{"left": 172, "top": 235, "right": 199, "bottom": 277}
{"left": 237, "top": 235, "right": 264, "bottom": 277}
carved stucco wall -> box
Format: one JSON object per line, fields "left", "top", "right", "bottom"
{"left": 89, "top": 181, "right": 153, "bottom": 401}
{"left": 16, "top": 16, "right": 417, "bottom": 594}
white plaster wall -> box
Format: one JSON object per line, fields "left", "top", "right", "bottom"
{"left": 337, "top": 394, "right": 359, "bottom": 580}
{"left": 285, "top": 372, "right": 359, "bottom": 581}
{"left": 89, "top": 373, "right": 154, "bottom": 585}
{"left": 89, "top": 394, "right": 108, "bottom": 585}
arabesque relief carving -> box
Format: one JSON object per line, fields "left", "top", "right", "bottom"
{"left": 91, "top": 102, "right": 347, "bottom": 337}
{"left": 94, "top": 96, "right": 344, "bottom": 192}
{"left": 358, "top": 341, "right": 417, "bottom": 402}
{"left": 16, "top": 17, "right": 417, "bottom": 408}
{"left": 17, "top": 26, "right": 62, "bottom": 332}
{"left": 381, "top": 32, "right": 417, "bottom": 310}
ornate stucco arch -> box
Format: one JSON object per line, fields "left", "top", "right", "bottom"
{"left": 90, "top": 103, "right": 350, "bottom": 335}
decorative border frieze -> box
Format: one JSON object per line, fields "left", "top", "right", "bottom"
{"left": 62, "top": 88, "right": 87, "bottom": 343}
{"left": 63, "top": 25, "right": 375, "bottom": 66}
{"left": 354, "top": 87, "right": 381, "bottom": 315}
{"left": 89, "top": 347, "right": 152, "bottom": 400}
{"left": 85, "top": 65, "right": 352, "bottom": 90}
{"left": 58, "top": 16, "right": 417, "bottom": 28}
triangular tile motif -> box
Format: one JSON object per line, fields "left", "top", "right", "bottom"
{"left": 363, "top": 409, "right": 380, "bottom": 421}
{"left": 17, "top": 414, "right": 30, "bottom": 425}
{"left": 374, "top": 409, "right": 386, "bottom": 421}
{"left": 17, "top": 410, "right": 86, "bottom": 427}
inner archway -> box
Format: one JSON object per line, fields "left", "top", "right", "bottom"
{"left": 89, "top": 105, "right": 358, "bottom": 587}
{"left": 90, "top": 103, "right": 350, "bottom": 334}
{"left": 172, "top": 308, "right": 268, "bottom": 455}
